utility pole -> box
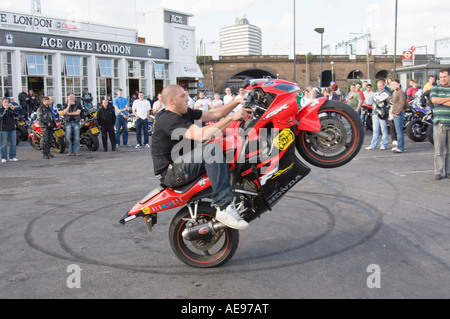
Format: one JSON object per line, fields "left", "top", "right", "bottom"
{"left": 393, "top": 0, "right": 398, "bottom": 78}
{"left": 293, "top": 0, "right": 297, "bottom": 83}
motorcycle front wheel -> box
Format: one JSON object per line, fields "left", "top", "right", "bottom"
{"left": 296, "top": 100, "right": 364, "bottom": 169}
{"left": 28, "top": 135, "right": 42, "bottom": 150}
{"left": 169, "top": 202, "right": 239, "bottom": 268}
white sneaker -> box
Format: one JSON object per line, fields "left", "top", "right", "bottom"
{"left": 380, "top": 146, "right": 386, "bottom": 151}
{"left": 393, "top": 140, "right": 398, "bottom": 146}
{"left": 365, "top": 146, "right": 374, "bottom": 150}
{"left": 1, "top": 159, "right": 6, "bottom": 163}
{"left": 145, "top": 144, "right": 150, "bottom": 149}
{"left": 215, "top": 204, "right": 249, "bottom": 230}
{"left": 392, "top": 147, "right": 403, "bottom": 153}
{"left": 135, "top": 144, "right": 141, "bottom": 149}
{"left": 10, "top": 158, "right": 19, "bottom": 162}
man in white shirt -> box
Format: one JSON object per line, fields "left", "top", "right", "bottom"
{"left": 223, "top": 87, "right": 234, "bottom": 105}
{"left": 152, "top": 93, "right": 165, "bottom": 114}
{"left": 230, "top": 87, "right": 247, "bottom": 114}
{"left": 132, "top": 91, "right": 151, "bottom": 148}
{"left": 185, "top": 90, "right": 195, "bottom": 109}
{"left": 194, "top": 91, "right": 212, "bottom": 111}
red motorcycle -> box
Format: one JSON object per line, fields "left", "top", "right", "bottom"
{"left": 120, "top": 79, "right": 364, "bottom": 268}
{"left": 28, "top": 119, "right": 66, "bottom": 154}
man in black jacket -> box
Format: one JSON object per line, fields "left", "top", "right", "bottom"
{"left": 37, "top": 97, "right": 56, "bottom": 159}
{"left": 0, "top": 97, "right": 19, "bottom": 163}
{"left": 97, "top": 99, "right": 117, "bottom": 152}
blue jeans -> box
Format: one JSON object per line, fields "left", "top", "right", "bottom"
{"left": 115, "top": 116, "right": 128, "bottom": 146}
{"left": 65, "top": 122, "right": 81, "bottom": 154}
{"left": 1, "top": 130, "right": 17, "bottom": 160}
{"left": 162, "top": 142, "right": 233, "bottom": 208}
{"left": 393, "top": 112, "right": 405, "bottom": 152}
{"left": 136, "top": 118, "right": 149, "bottom": 146}
{"left": 370, "top": 114, "right": 389, "bottom": 149}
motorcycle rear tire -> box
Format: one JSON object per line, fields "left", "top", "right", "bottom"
{"left": 18, "top": 127, "right": 29, "bottom": 141}
{"left": 406, "top": 119, "right": 427, "bottom": 142}
{"left": 85, "top": 133, "right": 99, "bottom": 152}
{"left": 296, "top": 100, "right": 364, "bottom": 169}
{"left": 54, "top": 136, "right": 66, "bottom": 153}
{"left": 169, "top": 202, "right": 239, "bottom": 268}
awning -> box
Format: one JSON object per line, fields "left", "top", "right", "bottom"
{"left": 176, "top": 62, "right": 204, "bottom": 78}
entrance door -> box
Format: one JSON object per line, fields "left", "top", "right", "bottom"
{"left": 98, "top": 78, "right": 112, "bottom": 103}
{"left": 28, "top": 77, "right": 45, "bottom": 97}
{"left": 154, "top": 80, "right": 164, "bottom": 96}
{"left": 128, "top": 79, "right": 139, "bottom": 98}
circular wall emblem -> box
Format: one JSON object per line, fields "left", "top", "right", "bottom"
{"left": 5, "top": 34, "right": 14, "bottom": 45}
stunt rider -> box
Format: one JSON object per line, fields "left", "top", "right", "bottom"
{"left": 151, "top": 85, "right": 249, "bottom": 230}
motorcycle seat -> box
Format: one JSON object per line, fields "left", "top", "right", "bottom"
{"left": 173, "top": 175, "right": 208, "bottom": 194}
{"left": 139, "top": 184, "right": 166, "bottom": 204}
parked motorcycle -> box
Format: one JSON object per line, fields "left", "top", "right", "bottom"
{"left": 28, "top": 113, "right": 66, "bottom": 153}
{"left": 15, "top": 115, "right": 29, "bottom": 143}
{"left": 127, "top": 113, "right": 156, "bottom": 136}
{"left": 406, "top": 106, "right": 432, "bottom": 142}
{"left": 120, "top": 79, "right": 364, "bottom": 268}
{"left": 80, "top": 110, "right": 100, "bottom": 151}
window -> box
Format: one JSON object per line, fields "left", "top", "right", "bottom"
{"left": 65, "top": 56, "right": 82, "bottom": 77}
{"left": 99, "top": 59, "right": 113, "bottom": 77}
{"left": 1, "top": 52, "right": 12, "bottom": 97}
{"left": 26, "top": 54, "right": 45, "bottom": 75}
{"left": 154, "top": 63, "right": 168, "bottom": 79}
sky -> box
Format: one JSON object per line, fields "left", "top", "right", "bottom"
{"left": 1, "top": 0, "right": 449, "bottom": 59}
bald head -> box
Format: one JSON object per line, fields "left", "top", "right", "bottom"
{"left": 161, "top": 85, "right": 189, "bottom": 115}
{"left": 162, "top": 85, "right": 182, "bottom": 106}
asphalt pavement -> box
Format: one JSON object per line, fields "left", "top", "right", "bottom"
{"left": 0, "top": 130, "right": 449, "bottom": 300}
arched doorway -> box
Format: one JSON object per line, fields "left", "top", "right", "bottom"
{"left": 223, "top": 69, "right": 276, "bottom": 94}
{"left": 375, "top": 70, "right": 390, "bottom": 80}
{"left": 322, "top": 70, "right": 333, "bottom": 87}
{"left": 348, "top": 70, "right": 364, "bottom": 80}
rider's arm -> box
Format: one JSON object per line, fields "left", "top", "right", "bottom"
{"left": 185, "top": 109, "right": 247, "bottom": 142}
{"left": 200, "top": 98, "right": 244, "bottom": 123}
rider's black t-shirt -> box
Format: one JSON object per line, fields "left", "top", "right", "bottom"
{"left": 151, "top": 108, "right": 203, "bottom": 175}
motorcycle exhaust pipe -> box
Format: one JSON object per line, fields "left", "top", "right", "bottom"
{"left": 182, "top": 221, "right": 227, "bottom": 241}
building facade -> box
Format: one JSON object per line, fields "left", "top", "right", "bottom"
{"left": 0, "top": 8, "right": 203, "bottom": 106}
{"left": 220, "top": 17, "right": 262, "bottom": 56}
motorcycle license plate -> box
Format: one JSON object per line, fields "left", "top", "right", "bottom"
{"left": 55, "top": 129, "right": 64, "bottom": 137}
{"left": 90, "top": 127, "right": 99, "bottom": 134}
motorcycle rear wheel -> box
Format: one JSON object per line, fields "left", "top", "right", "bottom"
{"left": 296, "top": 100, "right": 364, "bottom": 169}
{"left": 406, "top": 119, "right": 427, "bottom": 142}
{"left": 169, "top": 202, "right": 239, "bottom": 268}
{"left": 53, "top": 136, "right": 66, "bottom": 153}
{"left": 84, "top": 132, "right": 99, "bottom": 151}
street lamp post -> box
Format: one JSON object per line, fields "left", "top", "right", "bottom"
{"left": 203, "top": 41, "right": 215, "bottom": 74}
{"left": 315, "top": 28, "right": 325, "bottom": 87}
